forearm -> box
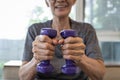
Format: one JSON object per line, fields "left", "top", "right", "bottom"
{"left": 19, "top": 58, "right": 38, "bottom": 80}
{"left": 77, "top": 55, "right": 105, "bottom": 80}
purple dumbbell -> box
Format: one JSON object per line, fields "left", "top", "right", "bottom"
{"left": 36, "top": 28, "right": 57, "bottom": 74}
{"left": 60, "top": 29, "right": 77, "bottom": 75}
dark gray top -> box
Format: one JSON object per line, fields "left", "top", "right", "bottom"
{"left": 22, "top": 19, "right": 103, "bottom": 80}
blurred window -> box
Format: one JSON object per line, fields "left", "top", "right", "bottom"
{"left": 0, "top": 0, "right": 76, "bottom": 79}
{"left": 85, "top": 0, "right": 120, "bottom": 64}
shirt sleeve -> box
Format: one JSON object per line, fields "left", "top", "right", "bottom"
{"left": 84, "top": 24, "right": 103, "bottom": 61}
{"left": 22, "top": 24, "right": 37, "bottom": 61}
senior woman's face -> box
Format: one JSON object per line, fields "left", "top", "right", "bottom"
{"left": 46, "top": 0, "right": 76, "bottom": 17}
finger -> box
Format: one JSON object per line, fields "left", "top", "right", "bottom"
{"left": 33, "top": 54, "right": 54, "bottom": 61}
{"left": 64, "top": 37, "right": 83, "bottom": 44}
{"left": 62, "top": 50, "right": 84, "bottom": 56}
{"left": 62, "top": 43, "right": 86, "bottom": 50}
{"left": 32, "top": 41, "right": 38, "bottom": 47}
{"left": 58, "top": 39, "right": 64, "bottom": 44}
{"left": 39, "top": 42, "right": 55, "bottom": 51}
{"left": 35, "top": 35, "right": 53, "bottom": 43}
{"left": 32, "top": 41, "right": 55, "bottom": 51}
{"left": 52, "top": 39, "right": 58, "bottom": 45}
{"left": 32, "top": 47, "right": 54, "bottom": 56}
{"left": 63, "top": 54, "right": 84, "bottom": 63}
{"left": 39, "top": 49, "right": 54, "bottom": 56}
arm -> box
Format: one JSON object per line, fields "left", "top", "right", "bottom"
{"left": 60, "top": 36, "right": 105, "bottom": 80}
{"left": 76, "top": 55, "right": 105, "bottom": 80}
{"left": 19, "top": 58, "right": 38, "bottom": 80}
{"left": 19, "top": 35, "right": 56, "bottom": 80}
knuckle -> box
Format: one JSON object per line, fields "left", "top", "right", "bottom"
{"left": 32, "top": 47, "right": 36, "bottom": 53}
{"left": 83, "top": 44, "right": 86, "bottom": 48}
{"left": 46, "top": 50, "right": 51, "bottom": 54}
{"left": 32, "top": 41, "right": 36, "bottom": 46}
{"left": 65, "top": 50, "right": 71, "bottom": 54}
{"left": 45, "top": 50, "right": 54, "bottom": 56}
{"left": 52, "top": 47, "right": 55, "bottom": 50}
{"left": 35, "top": 36, "right": 39, "bottom": 40}
{"left": 82, "top": 44, "right": 86, "bottom": 49}
{"left": 79, "top": 43, "right": 85, "bottom": 49}
{"left": 66, "top": 44, "right": 70, "bottom": 48}
{"left": 32, "top": 47, "right": 40, "bottom": 54}
{"left": 39, "top": 35, "right": 47, "bottom": 42}
{"left": 67, "top": 55, "right": 72, "bottom": 59}
{"left": 44, "top": 56, "right": 50, "bottom": 60}
{"left": 82, "top": 50, "right": 85, "bottom": 54}
{"left": 80, "top": 50, "right": 84, "bottom": 54}
{"left": 44, "top": 43, "right": 50, "bottom": 48}
{"left": 49, "top": 56, "right": 53, "bottom": 59}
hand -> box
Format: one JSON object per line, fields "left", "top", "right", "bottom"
{"left": 59, "top": 37, "right": 86, "bottom": 63}
{"left": 32, "top": 35, "right": 57, "bottom": 62}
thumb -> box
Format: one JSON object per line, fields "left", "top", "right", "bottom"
{"left": 52, "top": 39, "right": 58, "bottom": 45}
{"left": 58, "top": 39, "right": 64, "bottom": 44}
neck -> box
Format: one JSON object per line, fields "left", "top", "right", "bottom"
{"left": 52, "top": 17, "right": 71, "bottom": 31}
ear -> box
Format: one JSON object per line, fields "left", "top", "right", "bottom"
{"left": 45, "top": 0, "right": 49, "bottom": 7}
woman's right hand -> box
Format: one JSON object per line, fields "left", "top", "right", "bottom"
{"left": 32, "top": 35, "right": 57, "bottom": 63}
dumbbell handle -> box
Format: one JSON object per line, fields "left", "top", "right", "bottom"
{"left": 36, "top": 28, "right": 57, "bottom": 74}
{"left": 60, "top": 29, "right": 77, "bottom": 75}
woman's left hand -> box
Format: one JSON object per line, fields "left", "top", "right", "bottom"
{"left": 59, "top": 37, "right": 86, "bottom": 63}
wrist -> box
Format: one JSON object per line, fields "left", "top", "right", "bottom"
{"left": 31, "top": 57, "right": 40, "bottom": 66}
{"left": 75, "top": 54, "right": 86, "bottom": 65}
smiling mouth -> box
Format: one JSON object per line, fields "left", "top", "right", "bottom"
{"left": 55, "top": 5, "right": 68, "bottom": 9}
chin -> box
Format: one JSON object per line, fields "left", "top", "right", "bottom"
{"left": 55, "top": 13, "right": 69, "bottom": 18}
{"left": 56, "top": 15, "right": 68, "bottom": 18}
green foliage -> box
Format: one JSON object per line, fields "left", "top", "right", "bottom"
{"left": 93, "top": 0, "right": 120, "bottom": 30}
{"left": 28, "top": 6, "right": 48, "bottom": 25}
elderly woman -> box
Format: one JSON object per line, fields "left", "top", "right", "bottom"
{"left": 19, "top": 0, "right": 105, "bottom": 80}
